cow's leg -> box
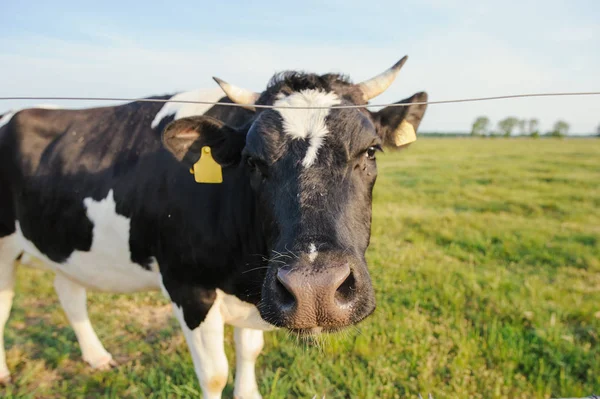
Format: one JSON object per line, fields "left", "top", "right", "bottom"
{"left": 53, "top": 273, "right": 115, "bottom": 369}
{"left": 233, "top": 327, "right": 264, "bottom": 399}
{"left": 0, "top": 236, "right": 20, "bottom": 384}
{"left": 172, "top": 302, "right": 229, "bottom": 399}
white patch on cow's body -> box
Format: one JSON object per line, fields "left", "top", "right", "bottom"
{"left": 159, "top": 282, "right": 274, "bottom": 332}
{"left": 0, "top": 105, "right": 62, "bottom": 131}
{"left": 15, "top": 189, "right": 160, "bottom": 293}
{"left": 159, "top": 277, "right": 171, "bottom": 301}
{"left": 159, "top": 282, "right": 273, "bottom": 333}
{"left": 151, "top": 88, "right": 225, "bottom": 129}
{"left": 308, "top": 242, "right": 318, "bottom": 263}
{"left": 274, "top": 90, "right": 341, "bottom": 168}
{"left": 34, "top": 104, "right": 62, "bottom": 110}
{"left": 0, "top": 232, "right": 21, "bottom": 382}
{"left": 0, "top": 111, "right": 15, "bottom": 129}
{"left": 218, "top": 289, "right": 275, "bottom": 331}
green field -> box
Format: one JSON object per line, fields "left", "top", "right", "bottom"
{"left": 2, "top": 138, "right": 599, "bottom": 398}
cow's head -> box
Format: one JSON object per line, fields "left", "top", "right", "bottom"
{"left": 162, "top": 56, "right": 427, "bottom": 334}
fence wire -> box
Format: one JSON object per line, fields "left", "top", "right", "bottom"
{"left": 1, "top": 91, "right": 599, "bottom": 110}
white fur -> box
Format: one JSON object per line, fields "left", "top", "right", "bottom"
{"left": 33, "top": 104, "right": 62, "bottom": 110}
{"left": 54, "top": 273, "right": 114, "bottom": 369}
{"left": 6, "top": 189, "right": 160, "bottom": 376}
{"left": 0, "top": 111, "right": 15, "bottom": 129}
{"left": 15, "top": 189, "right": 161, "bottom": 293}
{"left": 213, "top": 290, "right": 275, "bottom": 397}
{"left": 151, "top": 88, "right": 226, "bottom": 129}
{"left": 218, "top": 289, "right": 276, "bottom": 331}
{"left": 172, "top": 301, "right": 229, "bottom": 399}
{"left": 308, "top": 243, "right": 318, "bottom": 263}
{"left": 162, "top": 284, "right": 275, "bottom": 398}
{"left": 234, "top": 327, "right": 264, "bottom": 399}
{"left": 274, "top": 90, "right": 340, "bottom": 168}
{"left": 0, "top": 233, "right": 21, "bottom": 382}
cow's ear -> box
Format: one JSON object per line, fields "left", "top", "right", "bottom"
{"left": 372, "top": 92, "right": 428, "bottom": 149}
{"left": 162, "top": 116, "right": 246, "bottom": 167}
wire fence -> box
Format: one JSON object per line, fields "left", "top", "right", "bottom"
{"left": 1, "top": 91, "right": 600, "bottom": 110}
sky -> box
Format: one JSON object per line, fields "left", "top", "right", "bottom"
{"left": 1, "top": 0, "right": 599, "bottom": 134}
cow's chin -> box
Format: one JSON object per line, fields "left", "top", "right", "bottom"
{"left": 285, "top": 310, "right": 375, "bottom": 339}
{"left": 259, "top": 300, "right": 377, "bottom": 338}
{"left": 288, "top": 326, "right": 342, "bottom": 337}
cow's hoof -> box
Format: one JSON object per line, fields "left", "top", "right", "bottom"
{"left": 89, "top": 355, "right": 118, "bottom": 371}
{"left": 0, "top": 373, "right": 11, "bottom": 385}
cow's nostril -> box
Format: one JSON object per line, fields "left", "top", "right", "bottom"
{"left": 334, "top": 270, "right": 356, "bottom": 305}
{"left": 275, "top": 270, "right": 296, "bottom": 309}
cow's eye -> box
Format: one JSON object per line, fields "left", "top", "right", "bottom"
{"left": 365, "top": 145, "right": 380, "bottom": 160}
{"left": 245, "top": 156, "right": 268, "bottom": 178}
{"left": 246, "top": 156, "right": 257, "bottom": 169}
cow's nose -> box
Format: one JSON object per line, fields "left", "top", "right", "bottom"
{"left": 274, "top": 262, "right": 356, "bottom": 328}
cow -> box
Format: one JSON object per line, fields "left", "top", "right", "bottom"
{"left": 0, "top": 55, "right": 428, "bottom": 398}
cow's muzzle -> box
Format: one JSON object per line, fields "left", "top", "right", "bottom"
{"left": 260, "top": 251, "right": 375, "bottom": 332}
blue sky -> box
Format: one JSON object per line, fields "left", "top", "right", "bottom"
{"left": 1, "top": 0, "right": 599, "bottom": 133}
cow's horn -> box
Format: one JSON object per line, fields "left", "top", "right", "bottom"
{"left": 213, "top": 77, "right": 260, "bottom": 111}
{"left": 357, "top": 55, "right": 408, "bottom": 101}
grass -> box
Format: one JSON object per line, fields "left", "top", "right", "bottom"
{"left": 2, "top": 137, "right": 599, "bottom": 398}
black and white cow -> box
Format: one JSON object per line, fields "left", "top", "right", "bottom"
{"left": 0, "top": 56, "right": 427, "bottom": 398}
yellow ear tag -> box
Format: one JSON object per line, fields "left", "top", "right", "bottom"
{"left": 188, "top": 146, "right": 223, "bottom": 184}
{"left": 393, "top": 120, "right": 417, "bottom": 147}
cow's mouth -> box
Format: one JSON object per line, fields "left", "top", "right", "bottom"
{"left": 288, "top": 326, "right": 342, "bottom": 337}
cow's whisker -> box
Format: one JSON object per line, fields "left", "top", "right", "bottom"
{"left": 242, "top": 266, "right": 271, "bottom": 274}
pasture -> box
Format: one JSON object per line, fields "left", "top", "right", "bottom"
{"left": 1, "top": 137, "right": 598, "bottom": 399}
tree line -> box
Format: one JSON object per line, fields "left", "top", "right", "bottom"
{"left": 471, "top": 117, "right": 600, "bottom": 138}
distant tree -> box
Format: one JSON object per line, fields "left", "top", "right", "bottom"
{"left": 517, "top": 119, "right": 527, "bottom": 135}
{"left": 471, "top": 116, "right": 490, "bottom": 136}
{"left": 527, "top": 118, "right": 540, "bottom": 136}
{"left": 498, "top": 117, "right": 520, "bottom": 137}
{"left": 549, "top": 120, "right": 569, "bottom": 138}
{"left": 597, "top": 123, "right": 600, "bottom": 137}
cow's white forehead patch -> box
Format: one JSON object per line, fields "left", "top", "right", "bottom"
{"left": 274, "top": 90, "right": 341, "bottom": 168}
